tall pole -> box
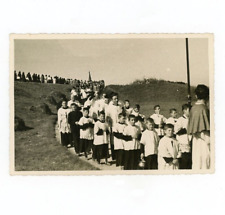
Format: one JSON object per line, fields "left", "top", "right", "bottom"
{"left": 185, "top": 38, "right": 191, "bottom": 106}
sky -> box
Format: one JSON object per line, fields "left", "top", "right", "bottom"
{"left": 14, "top": 38, "right": 209, "bottom": 86}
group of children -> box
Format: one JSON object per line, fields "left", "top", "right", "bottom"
{"left": 57, "top": 84, "right": 210, "bottom": 171}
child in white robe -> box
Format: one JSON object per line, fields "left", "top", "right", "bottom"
{"left": 158, "top": 124, "right": 182, "bottom": 170}
{"left": 93, "top": 111, "right": 110, "bottom": 164}
{"left": 140, "top": 118, "right": 159, "bottom": 169}
{"left": 113, "top": 113, "right": 126, "bottom": 168}
{"left": 174, "top": 104, "right": 191, "bottom": 169}
{"left": 123, "top": 114, "right": 142, "bottom": 170}
{"left": 166, "top": 108, "right": 178, "bottom": 125}
{"left": 150, "top": 105, "right": 167, "bottom": 138}
{"left": 78, "top": 108, "right": 94, "bottom": 159}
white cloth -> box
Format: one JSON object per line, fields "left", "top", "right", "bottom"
{"left": 57, "top": 107, "right": 71, "bottom": 133}
{"left": 174, "top": 115, "right": 191, "bottom": 153}
{"left": 78, "top": 116, "right": 94, "bottom": 140}
{"left": 98, "top": 99, "right": 106, "bottom": 112}
{"left": 84, "top": 97, "right": 93, "bottom": 108}
{"left": 90, "top": 99, "right": 101, "bottom": 117}
{"left": 150, "top": 113, "right": 167, "bottom": 136}
{"left": 106, "top": 103, "right": 123, "bottom": 128}
{"left": 192, "top": 131, "right": 210, "bottom": 170}
{"left": 93, "top": 120, "right": 110, "bottom": 145}
{"left": 166, "top": 117, "right": 177, "bottom": 125}
{"left": 113, "top": 123, "right": 126, "bottom": 150}
{"left": 158, "top": 136, "right": 181, "bottom": 170}
{"left": 140, "top": 130, "right": 159, "bottom": 157}
{"left": 123, "top": 124, "right": 141, "bottom": 151}
{"left": 81, "top": 89, "right": 87, "bottom": 99}
{"left": 125, "top": 107, "right": 133, "bottom": 116}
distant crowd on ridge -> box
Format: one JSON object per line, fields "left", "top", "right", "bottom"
{"left": 14, "top": 70, "right": 105, "bottom": 93}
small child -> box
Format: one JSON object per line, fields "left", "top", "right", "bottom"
{"left": 140, "top": 118, "right": 159, "bottom": 169}
{"left": 123, "top": 100, "right": 133, "bottom": 117}
{"left": 187, "top": 84, "right": 210, "bottom": 170}
{"left": 174, "top": 104, "right": 191, "bottom": 169}
{"left": 123, "top": 114, "right": 142, "bottom": 170}
{"left": 166, "top": 108, "right": 178, "bottom": 125}
{"left": 113, "top": 113, "right": 127, "bottom": 168}
{"left": 93, "top": 111, "right": 110, "bottom": 164}
{"left": 78, "top": 107, "right": 95, "bottom": 159}
{"left": 150, "top": 105, "right": 167, "bottom": 138}
{"left": 131, "top": 104, "right": 145, "bottom": 131}
{"left": 158, "top": 124, "right": 182, "bottom": 170}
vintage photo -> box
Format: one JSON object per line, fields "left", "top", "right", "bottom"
{"left": 10, "top": 34, "right": 214, "bottom": 175}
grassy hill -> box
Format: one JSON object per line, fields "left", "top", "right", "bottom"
{"left": 105, "top": 79, "right": 196, "bottom": 118}
{"left": 14, "top": 82, "right": 98, "bottom": 171}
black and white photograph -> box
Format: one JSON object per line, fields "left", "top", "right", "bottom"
{"left": 10, "top": 34, "right": 214, "bottom": 175}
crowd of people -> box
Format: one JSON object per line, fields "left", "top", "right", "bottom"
{"left": 57, "top": 84, "right": 210, "bottom": 171}
{"left": 14, "top": 70, "right": 105, "bottom": 91}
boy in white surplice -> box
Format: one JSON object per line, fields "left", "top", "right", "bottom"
{"left": 158, "top": 124, "right": 182, "bottom": 170}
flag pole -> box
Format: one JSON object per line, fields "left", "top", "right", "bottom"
{"left": 185, "top": 38, "right": 191, "bottom": 106}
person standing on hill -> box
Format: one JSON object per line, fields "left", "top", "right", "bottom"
{"left": 41, "top": 74, "right": 44, "bottom": 83}
{"left": 21, "top": 72, "right": 26, "bottom": 82}
{"left": 58, "top": 100, "right": 71, "bottom": 148}
{"left": 27, "top": 72, "right": 32, "bottom": 82}
{"left": 18, "top": 71, "right": 22, "bottom": 81}
{"left": 68, "top": 103, "right": 82, "bottom": 154}
{"left": 14, "top": 70, "right": 17, "bottom": 81}
{"left": 187, "top": 85, "right": 210, "bottom": 170}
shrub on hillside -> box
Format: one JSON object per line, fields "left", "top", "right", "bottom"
{"left": 46, "top": 95, "right": 57, "bottom": 105}
{"left": 50, "top": 91, "right": 66, "bottom": 101}
{"left": 15, "top": 116, "right": 26, "bottom": 131}
{"left": 30, "top": 103, "right": 52, "bottom": 115}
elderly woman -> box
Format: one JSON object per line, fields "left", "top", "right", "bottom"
{"left": 57, "top": 100, "right": 71, "bottom": 147}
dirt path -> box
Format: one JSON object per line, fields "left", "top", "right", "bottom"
{"left": 55, "top": 125, "right": 121, "bottom": 171}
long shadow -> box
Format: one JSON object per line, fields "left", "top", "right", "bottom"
{"left": 15, "top": 126, "right": 34, "bottom": 132}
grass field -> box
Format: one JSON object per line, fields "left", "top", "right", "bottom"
{"left": 105, "top": 79, "right": 196, "bottom": 118}
{"left": 14, "top": 79, "right": 195, "bottom": 171}
{"left": 14, "top": 82, "right": 99, "bottom": 171}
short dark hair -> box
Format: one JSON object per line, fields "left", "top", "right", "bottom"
{"left": 146, "top": 117, "right": 154, "bottom": 124}
{"left": 111, "top": 92, "right": 118, "bottom": 98}
{"left": 125, "top": 99, "right": 130, "bottom": 103}
{"left": 170, "top": 108, "right": 177, "bottom": 113}
{"left": 118, "top": 112, "right": 126, "bottom": 118}
{"left": 83, "top": 107, "right": 89, "bottom": 112}
{"left": 99, "top": 111, "right": 105, "bottom": 116}
{"left": 195, "top": 84, "right": 209, "bottom": 100}
{"left": 154, "top": 105, "right": 160, "bottom": 110}
{"left": 134, "top": 104, "right": 140, "bottom": 110}
{"left": 128, "top": 114, "right": 136, "bottom": 121}
{"left": 182, "top": 104, "right": 191, "bottom": 111}
{"left": 164, "top": 123, "right": 174, "bottom": 130}
{"left": 104, "top": 94, "right": 109, "bottom": 99}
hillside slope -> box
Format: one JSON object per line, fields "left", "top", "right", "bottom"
{"left": 14, "top": 82, "right": 98, "bottom": 171}
{"left": 105, "top": 80, "right": 195, "bottom": 118}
